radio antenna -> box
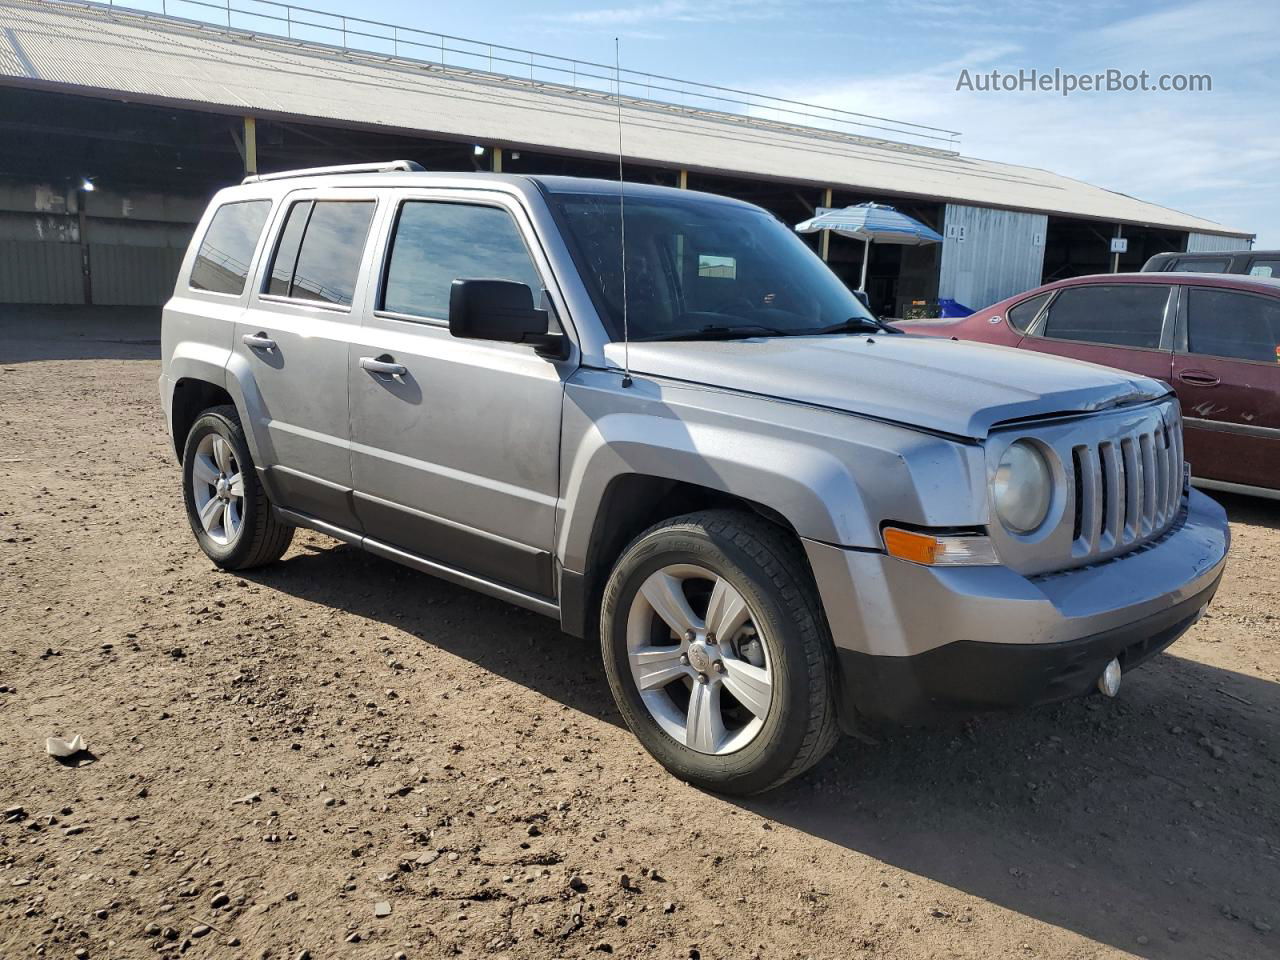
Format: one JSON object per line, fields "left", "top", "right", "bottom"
{"left": 614, "top": 37, "right": 633, "bottom": 388}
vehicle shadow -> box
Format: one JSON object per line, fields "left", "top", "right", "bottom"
{"left": 251, "top": 539, "right": 1279, "bottom": 960}
{"left": 1211, "top": 489, "right": 1280, "bottom": 531}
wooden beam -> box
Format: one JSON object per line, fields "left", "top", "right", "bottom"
{"left": 820, "top": 187, "right": 833, "bottom": 261}
{"left": 493, "top": 147, "right": 503, "bottom": 173}
{"left": 678, "top": 169, "right": 688, "bottom": 189}
{"left": 243, "top": 116, "right": 258, "bottom": 176}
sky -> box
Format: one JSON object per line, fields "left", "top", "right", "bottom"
{"left": 248, "top": 0, "right": 1278, "bottom": 244}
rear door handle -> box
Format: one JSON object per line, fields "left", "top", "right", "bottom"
{"left": 360, "top": 355, "right": 408, "bottom": 378}
{"left": 242, "top": 332, "right": 276, "bottom": 351}
{"left": 1178, "top": 370, "right": 1220, "bottom": 387}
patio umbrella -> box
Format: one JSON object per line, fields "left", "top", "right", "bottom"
{"left": 795, "top": 202, "right": 943, "bottom": 292}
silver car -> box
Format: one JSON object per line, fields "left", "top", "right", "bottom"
{"left": 159, "top": 162, "right": 1230, "bottom": 794}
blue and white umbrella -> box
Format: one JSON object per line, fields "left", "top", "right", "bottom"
{"left": 795, "top": 202, "right": 943, "bottom": 291}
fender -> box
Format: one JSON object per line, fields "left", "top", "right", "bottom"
{"left": 556, "top": 371, "right": 987, "bottom": 574}
{"left": 222, "top": 348, "right": 286, "bottom": 504}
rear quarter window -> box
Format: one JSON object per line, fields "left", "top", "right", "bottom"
{"left": 189, "top": 200, "right": 272, "bottom": 296}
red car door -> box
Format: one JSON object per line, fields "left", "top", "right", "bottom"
{"left": 1173, "top": 285, "right": 1280, "bottom": 494}
{"left": 1017, "top": 282, "right": 1175, "bottom": 386}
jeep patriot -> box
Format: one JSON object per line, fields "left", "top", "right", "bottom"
{"left": 160, "top": 162, "right": 1230, "bottom": 794}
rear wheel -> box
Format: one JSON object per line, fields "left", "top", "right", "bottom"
{"left": 181, "top": 405, "right": 293, "bottom": 569}
{"left": 599, "top": 510, "right": 839, "bottom": 795}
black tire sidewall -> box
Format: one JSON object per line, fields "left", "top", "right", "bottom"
{"left": 181, "top": 410, "right": 261, "bottom": 569}
{"left": 601, "top": 520, "right": 820, "bottom": 794}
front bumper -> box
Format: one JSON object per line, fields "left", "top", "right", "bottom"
{"left": 804, "top": 489, "right": 1229, "bottom": 723}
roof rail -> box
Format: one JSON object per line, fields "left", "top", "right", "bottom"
{"left": 242, "top": 159, "right": 425, "bottom": 185}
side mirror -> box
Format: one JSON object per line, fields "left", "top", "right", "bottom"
{"left": 448, "top": 279, "right": 565, "bottom": 357}
{"left": 852, "top": 289, "right": 871, "bottom": 311}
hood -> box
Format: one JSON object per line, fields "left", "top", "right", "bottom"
{"left": 603, "top": 334, "right": 1169, "bottom": 439}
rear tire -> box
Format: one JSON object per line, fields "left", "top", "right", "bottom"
{"left": 599, "top": 509, "right": 839, "bottom": 795}
{"left": 181, "top": 405, "right": 293, "bottom": 570}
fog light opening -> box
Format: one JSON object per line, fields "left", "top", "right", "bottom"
{"left": 1097, "top": 658, "right": 1122, "bottom": 698}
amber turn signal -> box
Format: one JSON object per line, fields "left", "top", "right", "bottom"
{"left": 882, "top": 527, "right": 999, "bottom": 566}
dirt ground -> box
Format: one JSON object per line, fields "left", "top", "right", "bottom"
{"left": 1, "top": 318, "right": 1277, "bottom": 960}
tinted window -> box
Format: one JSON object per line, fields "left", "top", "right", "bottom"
{"left": 383, "top": 202, "right": 542, "bottom": 320}
{"left": 1041, "top": 284, "right": 1169, "bottom": 349}
{"left": 1247, "top": 259, "right": 1280, "bottom": 279}
{"left": 267, "top": 200, "right": 374, "bottom": 307}
{"left": 1169, "top": 257, "right": 1230, "bottom": 273}
{"left": 1187, "top": 288, "right": 1280, "bottom": 363}
{"left": 268, "top": 200, "right": 312, "bottom": 297}
{"left": 1006, "top": 292, "right": 1051, "bottom": 332}
{"left": 189, "top": 200, "right": 271, "bottom": 295}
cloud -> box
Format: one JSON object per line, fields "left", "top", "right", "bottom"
{"left": 765, "top": 0, "right": 1276, "bottom": 243}
{"left": 541, "top": 0, "right": 780, "bottom": 26}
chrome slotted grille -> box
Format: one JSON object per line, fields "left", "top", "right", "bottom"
{"left": 1069, "top": 409, "right": 1183, "bottom": 561}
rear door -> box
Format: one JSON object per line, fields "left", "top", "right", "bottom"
{"left": 234, "top": 191, "right": 378, "bottom": 529}
{"left": 1173, "top": 285, "right": 1280, "bottom": 492}
{"left": 1018, "top": 282, "right": 1175, "bottom": 385}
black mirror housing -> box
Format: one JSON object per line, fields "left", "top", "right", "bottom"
{"left": 852, "top": 289, "right": 871, "bottom": 311}
{"left": 448, "top": 279, "right": 564, "bottom": 357}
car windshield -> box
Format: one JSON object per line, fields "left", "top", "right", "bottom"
{"left": 548, "top": 191, "right": 877, "bottom": 342}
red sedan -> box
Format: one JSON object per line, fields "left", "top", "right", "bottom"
{"left": 899, "top": 272, "right": 1280, "bottom": 500}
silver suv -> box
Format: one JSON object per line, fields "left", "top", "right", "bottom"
{"left": 160, "top": 162, "right": 1230, "bottom": 794}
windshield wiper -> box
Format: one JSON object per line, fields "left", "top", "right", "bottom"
{"left": 634, "top": 323, "right": 791, "bottom": 342}
{"left": 808, "top": 316, "right": 899, "bottom": 335}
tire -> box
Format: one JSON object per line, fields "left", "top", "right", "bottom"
{"left": 599, "top": 509, "right": 840, "bottom": 795}
{"left": 181, "top": 404, "right": 294, "bottom": 570}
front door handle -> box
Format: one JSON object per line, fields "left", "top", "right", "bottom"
{"left": 242, "top": 332, "right": 276, "bottom": 351}
{"left": 360, "top": 355, "right": 408, "bottom": 378}
{"left": 1178, "top": 370, "right": 1220, "bottom": 387}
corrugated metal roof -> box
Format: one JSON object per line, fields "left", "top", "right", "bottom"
{"left": 0, "top": 0, "right": 1252, "bottom": 238}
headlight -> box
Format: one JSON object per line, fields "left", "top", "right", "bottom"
{"left": 993, "top": 440, "right": 1052, "bottom": 534}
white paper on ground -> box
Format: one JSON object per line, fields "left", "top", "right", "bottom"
{"left": 46, "top": 734, "right": 85, "bottom": 757}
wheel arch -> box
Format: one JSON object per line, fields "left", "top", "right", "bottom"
{"left": 170, "top": 377, "right": 234, "bottom": 463}
{"left": 557, "top": 471, "right": 818, "bottom": 640}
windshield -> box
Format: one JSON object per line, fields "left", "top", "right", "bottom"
{"left": 548, "top": 192, "right": 877, "bottom": 341}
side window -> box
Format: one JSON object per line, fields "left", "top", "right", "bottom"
{"left": 1187, "top": 288, "right": 1280, "bottom": 363}
{"left": 1169, "top": 257, "right": 1230, "bottom": 273}
{"left": 1006, "top": 292, "right": 1051, "bottom": 332}
{"left": 382, "top": 202, "right": 542, "bottom": 321}
{"left": 1040, "top": 284, "right": 1169, "bottom": 349}
{"left": 189, "top": 200, "right": 271, "bottom": 295}
{"left": 1247, "top": 259, "right": 1280, "bottom": 279}
{"left": 265, "top": 199, "right": 375, "bottom": 307}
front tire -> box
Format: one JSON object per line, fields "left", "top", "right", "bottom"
{"left": 599, "top": 510, "right": 839, "bottom": 795}
{"left": 181, "top": 405, "right": 293, "bottom": 570}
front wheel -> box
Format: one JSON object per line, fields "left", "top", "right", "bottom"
{"left": 599, "top": 510, "right": 839, "bottom": 795}
{"left": 181, "top": 405, "right": 294, "bottom": 570}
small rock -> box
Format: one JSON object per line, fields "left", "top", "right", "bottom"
{"left": 374, "top": 901, "right": 392, "bottom": 917}
{"left": 74, "top": 949, "right": 88, "bottom": 960}
{"left": 663, "top": 901, "right": 676, "bottom": 914}
{"left": 231, "top": 792, "right": 261, "bottom": 806}
{"left": 345, "top": 932, "right": 361, "bottom": 943}
{"left": 210, "top": 893, "right": 229, "bottom": 910}
{"left": 94, "top": 908, "right": 108, "bottom": 920}
{"left": 192, "top": 925, "right": 212, "bottom": 938}
{"left": 568, "top": 876, "right": 588, "bottom": 893}
{"left": 294, "top": 951, "right": 310, "bottom": 960}
{"left": 1255, "top": 919, "right": 1272, "bottom": 933}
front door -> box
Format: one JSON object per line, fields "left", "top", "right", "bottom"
{"left": 235, "top": 193, "right": 379, "bottom": 530}
{"left": 1018, "top": 282, "right": 1175, "bottom": 386}
{"left": 348, "top": 193, "right": 572, "bottom": 598}
{"left": 1173, "top": 285, "right": 1280, "bottom": 492}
